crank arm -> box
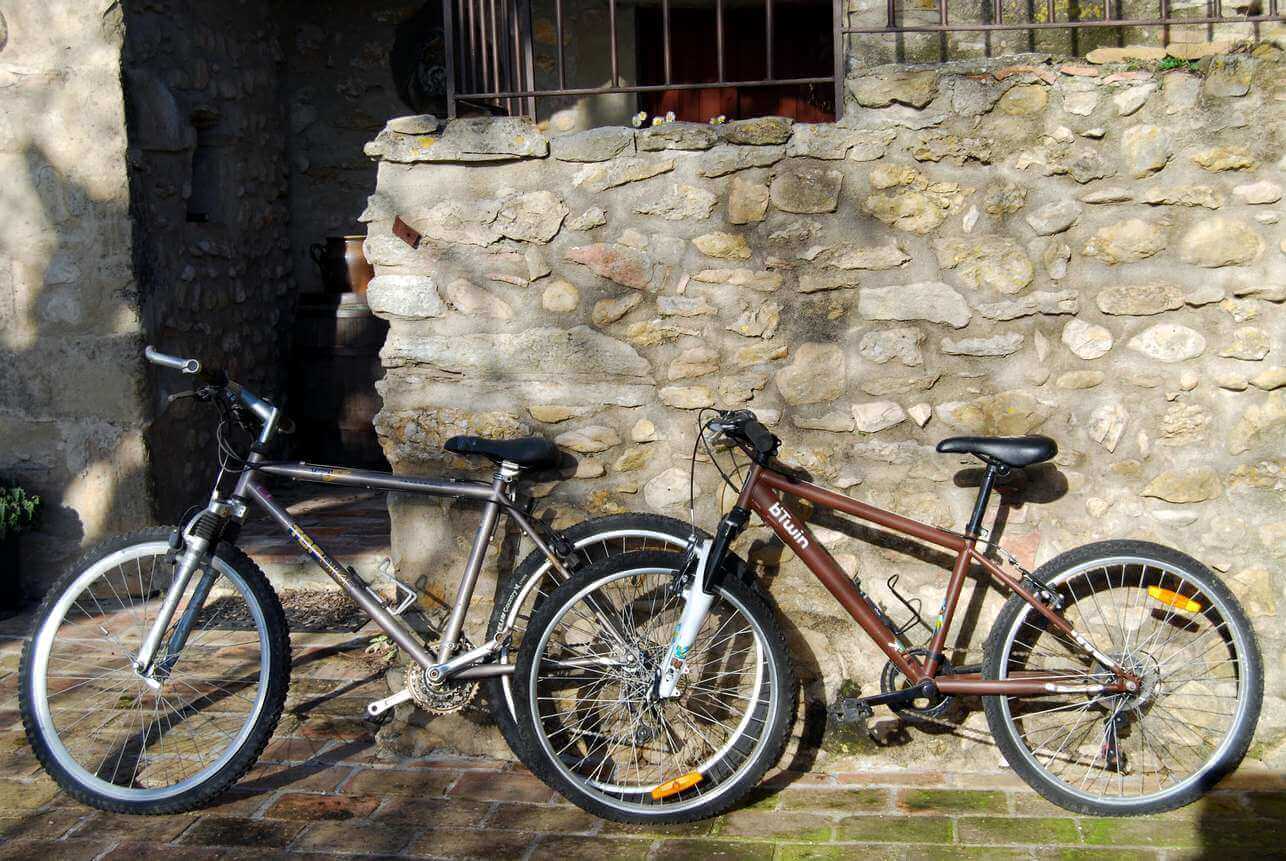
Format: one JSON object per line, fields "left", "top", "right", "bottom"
{"left": 424, "top": 635, "right": 505, "bottom": 684}
{"left": 367, "top": 688, "right": 413, "bottom": 717}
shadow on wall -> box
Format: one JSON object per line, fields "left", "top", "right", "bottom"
{"left": 120, "top": 0, "right": 297, "bottom": 523}
{"left": 0, "top": 2, "right": 153, "bottom": 597}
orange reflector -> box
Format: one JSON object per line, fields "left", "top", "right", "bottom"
{"left": 651, "top": 771, "right": 703, "bottom": 800}
{"left": 1147, "top": 586, "right": 1202, "bottom": 613}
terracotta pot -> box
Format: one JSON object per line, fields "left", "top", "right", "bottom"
{"left": 309, "top": 235, "right": 374, "bottom": 296}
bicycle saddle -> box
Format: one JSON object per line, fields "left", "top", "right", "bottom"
{"left": 936, "top": 435, "right": 1057, "bottom": 468}
{"left": 444, "top": 435, "right": 560, "bottom": 469}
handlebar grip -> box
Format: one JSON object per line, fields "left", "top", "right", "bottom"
{"left": 743, "top": 420, "right": 778, "bottom": 458}
{"left": 145, "top": 346, "right": 201, "bottom": 375}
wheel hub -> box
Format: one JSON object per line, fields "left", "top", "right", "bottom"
{"left": 1111, "top": 652, "right": 1161, "bottom": 711}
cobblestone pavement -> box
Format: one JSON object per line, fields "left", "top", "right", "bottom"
{"left": 0, "top": 612, "right": 1280, "bottom": 860}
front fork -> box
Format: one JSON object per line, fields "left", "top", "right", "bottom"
{"left": 656, "top": 506, "right": 749, "bottom": 699}
{"left": 133, "top": 505, "right": 232, "bottom": 677}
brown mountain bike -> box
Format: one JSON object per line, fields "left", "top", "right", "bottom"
{"left": 514, "top": 409, "right": 1263, "bottom": 823}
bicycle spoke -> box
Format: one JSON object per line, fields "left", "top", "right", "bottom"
{"left": 996, "top": 556, "right": 1253, "bottom": 808}
{"left": 528, "top": 564, "right": 770, "bottom": 809}
{"left": 32, "top": 543, "right": 270, "bottom": 798}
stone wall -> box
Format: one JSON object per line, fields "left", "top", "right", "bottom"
{"left": 364, "top": 46, "right": 1285, "bottom": 770}
{"left": 0, "top": 2, "right": 153, "bottom": 593}
{"left": 121, "top": 0, "right": 295, "bottom": 519}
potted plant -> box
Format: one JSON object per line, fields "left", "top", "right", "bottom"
{"left": 0, "top": 481, "right": 41, "bottom": 610}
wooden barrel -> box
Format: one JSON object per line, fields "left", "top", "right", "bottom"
{"left": 290, "top": 292, "right": 390, "bottom": 468}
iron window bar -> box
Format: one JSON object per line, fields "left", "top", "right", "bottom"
{"left": 846, "top": 0, "right": 1282, "bottom": 34}
{"left": 443, "top": 0, "right": 841, "bottom": 118}
{"left": 442, "top": 0, "right": 1284, "bottom": 119}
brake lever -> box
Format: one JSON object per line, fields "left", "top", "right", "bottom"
{"left": 166, "top": 390, "right": 197, "bottom": 405}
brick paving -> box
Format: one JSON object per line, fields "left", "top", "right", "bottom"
{"left": 237, "top": 487, "right": 392, "bottom": 586}
{"left": 0, "top": 612, "right": 1281, "bottom": 859}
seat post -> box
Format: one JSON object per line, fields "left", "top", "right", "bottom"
{"left": 966, "top": 462, "right": 1004, "bottom": 538}
{"left": 495, "top": 460, "right": 521, "bottom": 486}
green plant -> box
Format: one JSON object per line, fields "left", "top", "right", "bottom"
{"left": 1157, "top": 56, "right": 1199, "bottom": 72}
{"left": 0, "top": 482, "right": 41, "bottom": 542}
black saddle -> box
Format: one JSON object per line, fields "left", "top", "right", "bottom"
{"left": 444, "top": 436, "right": 560, "bottom": 470}
{"left": 936, "top": 435, "right": 1057, "bottom": 468}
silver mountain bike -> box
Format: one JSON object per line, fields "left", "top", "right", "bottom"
{"left": 19, "top": 347, "right": 700, "bottom": 814}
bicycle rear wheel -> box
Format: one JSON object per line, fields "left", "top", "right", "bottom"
{"left": 514, "top": 550, "right": 794, "bottom": 823}
{"left": 20, "top": 528, "right": 290, "bottom": 814}
{"left": 984, "top": 540, "right": 1262, "bottom": 816}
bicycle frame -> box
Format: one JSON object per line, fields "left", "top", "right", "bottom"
{"left": 135, "top": 451, "right": 573, "bottom": 686}
{"left": 232, "top": 456, "right": 572, "bottom": 679}
{"left": 736, "top": 463, "right": 1135, "bottom": 698}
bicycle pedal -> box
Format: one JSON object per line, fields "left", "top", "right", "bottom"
{"left": 830, "top": 697, "right": 875, "bottom": 726}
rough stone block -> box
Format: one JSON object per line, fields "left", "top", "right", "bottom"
{"left": 636, "top": 122, "right": 718, "bottom": 151}
{"left": 550, "top": 126, "right": 636, "bottom": 162}
{"left": 370, "top": 116, "right": 548, "bottom": 163}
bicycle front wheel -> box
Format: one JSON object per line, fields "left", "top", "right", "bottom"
{"left": 984, "top": 540, "right": 1262, "bottom": 816}
{"left": 485, "top": 514, "right": 706, "bottom": 764}
{"left": 20, "top": 528, "right": 291, "bottom": 814}
{"left": 514, "top": 550, "right": 794, "bottom": 823}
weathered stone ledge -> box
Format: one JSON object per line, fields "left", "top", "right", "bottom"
{"left": 364, "top": 45, "right": 1284, "bottom": 166}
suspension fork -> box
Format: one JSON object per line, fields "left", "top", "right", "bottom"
{"left": 133, "top": 503, "right": 233, "bottom": 675}
{"left": 155, "top": 565, "right": 220, "bottom": 676}
{"left": 137, "top": 418, "right": 278, "bottom": 677}
{"left": 656, "top": 504, "right": 752, "bottom": 698}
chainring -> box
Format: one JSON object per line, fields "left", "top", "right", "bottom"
{"left": 407, "top": 639, "right": 480, "bottom": 715}
{"left": 879, "top": 648, "right": 956, "bottom": 721}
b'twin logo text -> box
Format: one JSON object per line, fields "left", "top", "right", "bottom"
{"left": 768, "top": 502, "right": 810, "bottom": 550}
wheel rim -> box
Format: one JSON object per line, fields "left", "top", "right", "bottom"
{"left": 498, "top": 528, "right": 692, "bottom": 720}
{"left": 526, "top": 564, "right": 776, "bottom": 815}
{"left": 997, "top": 555, "right": 1252, "bottom": 807}
{"left": 29, "top": 541, "right": 271, "bottom": 802}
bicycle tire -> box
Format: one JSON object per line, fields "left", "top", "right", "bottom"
{"left": 20, "top": 528, "right": 291, "bottom": 815}
{"left": 983, "top": 540, "right": 1262, "bottom": 816}
{"left": 513, "top": 549, "right": 795, "bottom": 823}
{"left": 484, "top": 514, "right": 706, "bottom": 766}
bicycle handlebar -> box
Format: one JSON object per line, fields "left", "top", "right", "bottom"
{"left": 145, "top": 345, "right": 290, "bottom": 441}
{"left": 742, "top": 419, "right": 777, "bottom": 458}
{"left": 708, "top": 409, "right": 780, "bottom": 462}
{"left": 145, "top": 347, "right": 201, "bottom": 375}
